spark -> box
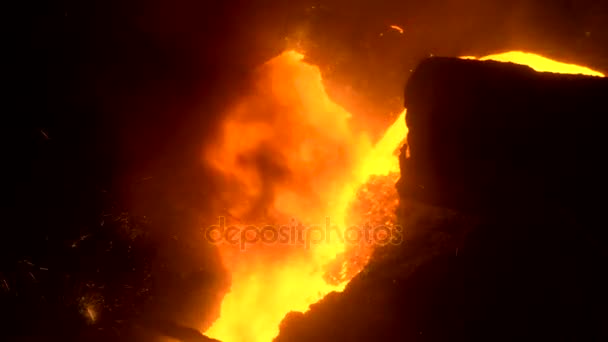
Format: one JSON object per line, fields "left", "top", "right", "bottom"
{"left": 40, "top": 129, "right": 50, "bottom": 140}
{"left": 86, "top": 306, "right": 97, "bottom": 323}
{"left": 389, "top": 25, "right": 404, "bottom": 34}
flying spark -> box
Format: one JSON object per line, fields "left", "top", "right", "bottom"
{"left": 389, "top": 25, "right": 404, "bottom": 34}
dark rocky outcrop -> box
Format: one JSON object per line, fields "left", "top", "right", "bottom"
{"left": 400, "top": 57, "right": 608, "bottom": 213}
{"left": 276, "top": 58, "right": 608, "bottom": 341}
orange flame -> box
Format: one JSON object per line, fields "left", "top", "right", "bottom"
{"left": 204, "top": 50, "right": 406, "bottom": 342}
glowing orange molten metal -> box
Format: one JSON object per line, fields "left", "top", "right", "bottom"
{"left": 204, "top": 49, "right": 603, "bottom": 342}
{"left": 204, "top": 51, "right": 405, "bottom": 342}
{"left": 461, "top": 51, "right": 605, "bottom": 76}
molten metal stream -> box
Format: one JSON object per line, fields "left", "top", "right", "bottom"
{"left": 204, "top": 50, "right": 603, "bottom": 342}
{"left": 462, "top": 51, "right": 605, "bottom": 76}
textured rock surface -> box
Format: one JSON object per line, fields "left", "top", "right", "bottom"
{"left": 400, "top": 57, "right": 608, "bottom": 212}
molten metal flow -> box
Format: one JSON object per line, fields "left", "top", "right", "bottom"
{"left": 205, "top": 51, "right": 406, "bottom": 342}
{"left": 461, "top": 51, "right": 605, "bottom": 76}
{"left": 204, "top": 49, "right": 602, "bottom": 342}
